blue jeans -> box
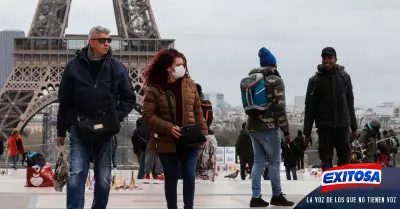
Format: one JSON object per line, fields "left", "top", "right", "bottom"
{"left": 137, "top": 150, "right": 146, "bottom": 179}
{"left": 250, "top": 128, "right": 282, "bottom": 197}
{"left": 66, "top": 126, "right": 113, "bottom": 209}
{"left": 11, "top": 155, "right": 19, "bottom": 168}
{"left": 158, "top": 148, "right": 199, "bottom": 209}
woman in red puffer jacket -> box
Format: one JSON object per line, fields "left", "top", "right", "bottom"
{"left": 8, "top": 129, "right": 25, "bottom": 169}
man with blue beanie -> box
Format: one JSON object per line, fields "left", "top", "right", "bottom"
{"left": 245, "top": 47, "right": 294, "bottom": 207}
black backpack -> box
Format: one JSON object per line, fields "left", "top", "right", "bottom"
{"left": 22, "top": 151, "right": 46, "bottom": 168}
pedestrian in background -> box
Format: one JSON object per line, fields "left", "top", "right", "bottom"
{"left": 8, "top": 128, "right": 25, "bottom": 169}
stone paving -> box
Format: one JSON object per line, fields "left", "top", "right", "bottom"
{"left": 0, "top": 169, "right": 321, "bottom": 209}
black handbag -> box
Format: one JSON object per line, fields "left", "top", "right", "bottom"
{"left": 77, "top": 60, "right": 121, "bottom": 141}
{"left": 165, "top": 91, "right": 206, "bottom": 148}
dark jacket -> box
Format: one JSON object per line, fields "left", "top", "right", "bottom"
{"left": 235, "top": 129, "right": 254, "bottom": 163}
{"left": 57, "top": 46, "right": 136, "bottom": 137}
{"left": 282, "top": 140, "right": 299, "bottom": 167}
{"left": 303, "top": 64, "right": 357, "bottom": 136}
{"left": 294, "top": 136, "right": 306, "bottom": 153}
{"left": 358, "top": 125, "right": 381, "bottom": 161}
{"left": 131, "top": 119, "right": 150, "bottom": 152}
{"left": 246, "top": 67, "right": 289, "bottom": 135}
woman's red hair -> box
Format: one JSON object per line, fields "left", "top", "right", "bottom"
{"left": 11, "top": 128, "right": 19, "bottom": 137}
{"left": 143, "top": 48, "right": 189, "bottom": 88}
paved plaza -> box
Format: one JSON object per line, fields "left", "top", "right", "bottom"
{"left": 0, "top": 169, "right": 320, "bottom": 209}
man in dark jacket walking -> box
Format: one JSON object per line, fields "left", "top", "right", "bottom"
{"left": 303, "top": 47, "right": 357, "bottom": 171}
{"left": 56, "top": 26, "right": 135, "bottom": 209}
{"left": 236, "top": 122, "right": 254, "bottom": 180}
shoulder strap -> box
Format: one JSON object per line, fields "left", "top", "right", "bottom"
{"left": 109, "top": 59, "right": 116, "bottom": 94}
{"left": 165, "top": 91, "right": 176, "bottom": 125}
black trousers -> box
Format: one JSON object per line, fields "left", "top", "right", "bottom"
{"left": 318, "top": 127, "right": 351, "bottom": 170}
{"left": 297, "top": 152, "right": 304, "bottom": 170}
{"left": 239, "top": 160, "right": 253, "bottom": 180}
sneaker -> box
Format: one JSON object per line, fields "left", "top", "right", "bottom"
{"left": 270, "top": 193, "right": 295, "bottom": 206}
{"left": 250, "top": 196, "right": 269, "bottom": 207}
{"left": 153, "top": 175, "right": 164, "bottom": 184}
{"left": 155, "top": 175, "right": 164, "bottom": 181}
{"left": 142, "top": 174, "right": 151, "bottom": 184}
{"left": 154, "top": 175, "right": 165, "bottom": 183}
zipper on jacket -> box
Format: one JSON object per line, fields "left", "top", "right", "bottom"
{"left": 331, "top": 72, "right": 337, "bottom": 128}
{"left": 82, "top": 56, "right": 110, "bottom": 88}
{"left": 181, "top": 79, "right": 185, "bottom": 126}
{"left": 167, "top": 91, "right": 177, "bottom": 125}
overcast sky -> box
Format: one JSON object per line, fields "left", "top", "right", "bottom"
{"left": 1, "top": 0, "right": 399, "bottom": 107}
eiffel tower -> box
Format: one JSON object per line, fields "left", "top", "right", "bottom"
{"left": 0, "top": 0, "right": 175, "bottom": 142}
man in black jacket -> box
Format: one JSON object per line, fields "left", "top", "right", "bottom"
{"left": 236, "top": 122, "right": 254, "bottom": 180}
{"left": 56, "top": 26, "right": 135, "bottom": 209}
{"left": 303, "top": 47, "right": 357, "bottom": 170}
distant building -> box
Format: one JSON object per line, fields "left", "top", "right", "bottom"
{"left": 374, "top": 102, "right": 398, "bottom": 117}
{"left": 0, "top": 30, "right": 25, "bottom": 87}
{"left": 203, "top": 92, "right": 225, "bottom": 110}
{"left": 294, "top": 95, "right": 306, "bottom": 110}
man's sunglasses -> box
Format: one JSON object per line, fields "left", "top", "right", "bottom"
{"left": 91, "top": 38, "right": 112, "bottom": 44}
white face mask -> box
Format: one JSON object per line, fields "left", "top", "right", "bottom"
{"left": 172, "top": 65, "right": 186, "bottom": 79}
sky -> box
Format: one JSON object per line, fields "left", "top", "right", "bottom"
{"left": 1, "top": 0, "right": 400, "bottom": 107}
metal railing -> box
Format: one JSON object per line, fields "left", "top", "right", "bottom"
{"left": 2, "top": 143, "right": 398, "bottom": 169}
{"left": 0, "top": 143, "right": 140, "bottom": 169}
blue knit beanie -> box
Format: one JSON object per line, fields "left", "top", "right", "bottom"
{"left": 258, "top": 47, "right": 277, "bottom": 67}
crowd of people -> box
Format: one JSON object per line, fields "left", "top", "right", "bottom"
{"left": 0, "top": 24, "right": 394, "bottom": 209}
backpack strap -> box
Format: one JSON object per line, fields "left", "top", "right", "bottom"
{"left": 338, "top": 70, "right": 348, "bottom": 89}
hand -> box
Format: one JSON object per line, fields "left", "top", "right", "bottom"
{"left": 305, "top": 135, "right": 312, "bottom": 148}
{"left": 201, "top": 142, "right": 207, "bottom": 149}
{"left": 56, "top": 136, "right": 65, "bottom": 147}
{"left": 351, "top": 131, "right": 358, "bottom": 138}
{"left": 171, "top": 126, "right": 181, "bottom": 138}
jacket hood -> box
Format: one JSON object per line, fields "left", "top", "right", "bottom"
{"left": 317, "top": 64, "right": 345, "bottom": 73}
{"left": 249, "top": 66, "right": 281, "bottom": 77}
{"left": 364, "top": 124, "right": 378, "bottom": 134}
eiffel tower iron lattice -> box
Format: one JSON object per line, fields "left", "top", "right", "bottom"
{"left": 0, "top": 0, "right": 175, "bottom": 142}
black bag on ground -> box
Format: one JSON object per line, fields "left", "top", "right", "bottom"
{"left": 77, "top": 60, "right": 121, "bottom": 141}
{"left": 22, "top": 151, "right": 46, "bottom": 168}
{"left": 165, "top": 91, "right": 206, "bottom": 148}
